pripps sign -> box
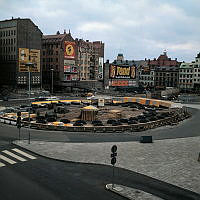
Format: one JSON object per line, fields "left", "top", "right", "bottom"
{"left": 109, "top": 65, "right": 136, "bottom": 79}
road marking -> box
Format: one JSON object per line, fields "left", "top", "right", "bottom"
{"left": 12, "top": 148, "right": 36, "bottom": 160}
{"left": 0, "top": 155, "right": 16, "bottom": 164}
{"left": 0, "top": 162, "right": 6, "bottom": 167}
{"left": 2, "top": 150, "right": 27, "bottom": 162}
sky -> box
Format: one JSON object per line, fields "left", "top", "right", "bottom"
{"left": 0, "top": 0, "right": 200, "bottom": 62}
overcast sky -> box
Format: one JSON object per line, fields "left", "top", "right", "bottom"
{"left": 1, "top": 0, "right": 200, "bottom": 62}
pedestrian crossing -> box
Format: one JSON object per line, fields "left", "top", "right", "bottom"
{"left": 0, "top": 148, "right": 37, "bottom": 168}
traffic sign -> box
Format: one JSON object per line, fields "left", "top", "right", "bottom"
{"left": 111, "top": 157, "right": 116, "bottom": 165}
{"left": 111, "top": 145, "right": 117, "bottom": 153}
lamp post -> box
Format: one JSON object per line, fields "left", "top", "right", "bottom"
{"left": 50, "top": 68, "right": 54, "bottom": 94}
{"left": 25, "top": 62, "right": 34, "bottom": 144}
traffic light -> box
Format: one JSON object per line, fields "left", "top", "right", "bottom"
{"left": 111, "top": 145, "right": 117, "bottom": 165}
{"left": 17, "top": 111, "right": 21, "bottom": 117}
{"left": 17, "top": 111, "right": 21, "bottom": 128}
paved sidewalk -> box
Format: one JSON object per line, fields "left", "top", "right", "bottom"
{"left": 15, "top": 136, "right": 200, "bottom": 196}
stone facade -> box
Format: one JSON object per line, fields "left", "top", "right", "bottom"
{"left": 138, "top": 51, "right": 180, "bottom": 90}
{"left": 179, "top": 53, "right": 200, "bottom": 92}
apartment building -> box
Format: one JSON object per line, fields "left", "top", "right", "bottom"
{"left": 0, "top": 17, "right": 42, "bottom": 90}
{"left": 179, "top": 53, "right": 200, "bottom": 92}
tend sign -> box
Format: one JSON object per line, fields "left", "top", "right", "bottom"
{"left": 116, "top": 66, "right": 130, "bottom": 76}
{"left": 109, "top": 65, "right": 136, "bottom": 79}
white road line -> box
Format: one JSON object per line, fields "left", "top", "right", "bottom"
{"left": 2, "top": 150, "right": 27, "bottom": 162}
{"left": 12, "top": 148, "right": 36, "bottom": 160}
{"left": 0, "top": 162, "right": 6, "bottom": 167}
{"left": 0, "top": 155, "right": 16, "bottom": 164}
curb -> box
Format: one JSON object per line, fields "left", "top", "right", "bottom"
{"left": 105, "top": 184, "right": 132, "bottom": 200}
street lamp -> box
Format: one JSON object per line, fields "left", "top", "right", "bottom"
{"left": 25, "top": 62, "right": 34, "bottom": 144}
{"left": 50, "top": 68, "right": 54, "bottom": 94}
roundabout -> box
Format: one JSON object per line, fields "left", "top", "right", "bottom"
{"left": 0, "top": 96, "right": 191, "bottom": 133}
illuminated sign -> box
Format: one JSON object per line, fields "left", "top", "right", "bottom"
{"left": 109, "top": 80, "right": 136, "bottom": 87}
{"left": 109, "top": 65, "right": 136, "bottom": 79}
{"left": 64, "top": 41, "right": 75, "bottom": 59}
{"left": 18, "top": 48, "right": 40, "bottom": 72}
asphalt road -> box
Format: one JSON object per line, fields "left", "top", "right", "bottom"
{"left": 0, "top": 105, "right": 200, "bottom": 200}
{"left": 0, "top": 144, "right": 199, "bottom": 200}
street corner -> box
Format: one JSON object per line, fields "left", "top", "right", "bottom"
{"left": 105, "top": 184, "right": 163, "bottom": 200}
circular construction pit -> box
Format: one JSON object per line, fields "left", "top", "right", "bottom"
{"left": 0, "top": 97, "right": 191, "bottom": 132}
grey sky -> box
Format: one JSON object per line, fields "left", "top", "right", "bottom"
{"left": 0, "top": 0, "right": 200, "bottom": 62}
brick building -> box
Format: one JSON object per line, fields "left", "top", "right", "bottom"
{"left": 138, "top": 51, "right": 180, "bottom": 90}
{"left": 0, "top": 17, "right": 42, "bottom": 91}
{"left": 42, "top": 33, "right": 104, "bottom": 92}
{"left": 42, "top": 30, "right": 78, "bottom": 92}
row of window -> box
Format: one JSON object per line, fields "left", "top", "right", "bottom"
{"left": 179, "top": 79, "right": 193, "bottom": 83}
{"left": 17, "top": 76, "right": 40, "bottom": 84}
{"left": 179, "top": 69, "right": 200, "bottom": 73}
{"left": 140, "top": 76, "right": 153, "bottom": 80}
{"left": 0, "top": 54, "right": 16, "bottom": 60}
{"left": 155, "top": 72, "right": 178, "bottom": 76}
{"left": 0, "top": 46, "right": 16, "bottom": 53}
{"left": 42, "top": 64, "right": 58, "bottom": 70}
{"left": 0, "top": 38, "right": 16, "bottom": 45}
{"left": 0, "top": 29, "right": 16, "bottom": 37}
{"left": 43, "top": 50, "right": 58, "bottom": 56}
{"left": 42, "top": 43, "right": 59, "bottom": 49}
{"left": 43, "top": 57, "right": 59, "bottom": 62}
{"left": 179, "top": 74, "right": 193, "bottom": 78}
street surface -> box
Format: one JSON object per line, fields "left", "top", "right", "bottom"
{"left": 0, "top": 144, "right": 199, "bottom": 200}
{"left": 0, "top": 103, "right": 200, "bottom": 199}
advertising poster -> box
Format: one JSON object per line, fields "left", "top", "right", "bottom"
{"left": 29, "top": 49, "right": 40, "bottom": 72}
{"left": 18, "top": 48, "right": 40, "bottom": 72}
{"left": 111, "top": 80, "right": 129, "bottom": 86}
{"left": 98, "top": 57, "right": 104, "bottom": 79}
{"left": 64, "top": 41, "right": 75, "bottom": 59}
{"left": 64, "top": 66, "right": 71, "bottom": 72}
{"left": 109, "top": 65, "right": 136, "bottom": 79}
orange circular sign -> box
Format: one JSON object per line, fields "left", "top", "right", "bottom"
{"left": 66, "top": 44, "right": 74, "bottom": 56}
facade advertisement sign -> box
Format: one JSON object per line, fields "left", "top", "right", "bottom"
{"left": 109, "top": 65, "right": 136, "bottom": 79}
{"left": 64, "top": 74, "right": 78, "bottom": 81}
{"left": 98, "top": 57, "right": 104, "bottom": 79}
{"left": 109, "top": 80, "right": 136, "bottom": 87}
{"left": 64, "top": 66, "right": 78, "bottom": 73}
{"left": 64, "top": 41, "right": 75, "bottom": 59}
{"left": 18, "top": 48, "right": 40, "bottom": 72}
{"left": 64, "top": 66, "right": 71, "bottom": 72}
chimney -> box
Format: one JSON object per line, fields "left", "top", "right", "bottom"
{"left": 56, "top": 31, "right": 60, "bottom": 35}
{"left": 64, "top": 29, "right": 66, "bottom": 34}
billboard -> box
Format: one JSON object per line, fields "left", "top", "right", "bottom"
{"left": 109, "top": 65, "right": 136, "bottom": 79}
{"left": 18, "top": 48, "right": 40, "bottom": 72}
{"left": 64, "top": 41, "right": 75, "bottom": 59}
